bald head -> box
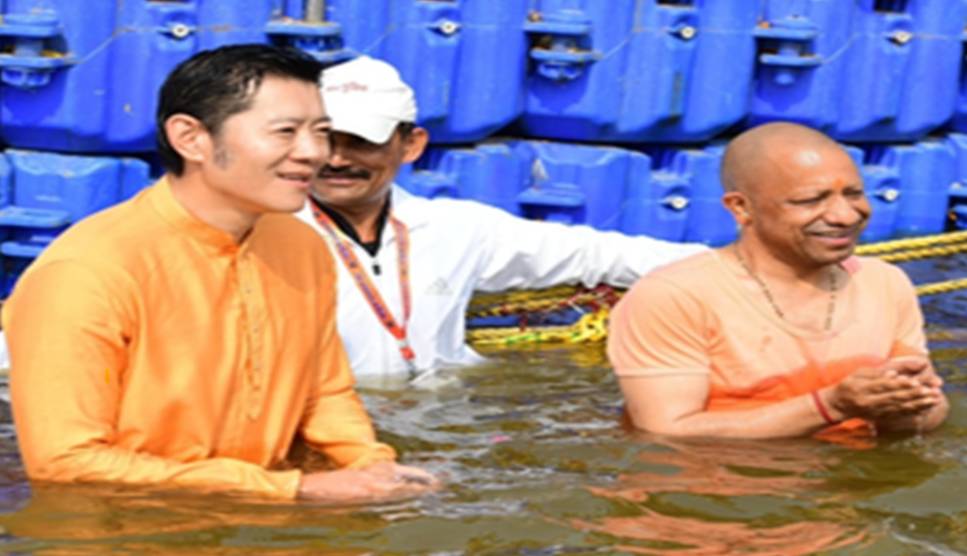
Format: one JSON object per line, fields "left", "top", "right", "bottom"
{"left": 721, "top": 123, "right": 848, "bottom": 196}
{"left": 719, "top": 122, "right": 869, "bottom": 269}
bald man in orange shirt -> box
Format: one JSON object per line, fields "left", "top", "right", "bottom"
{"left": 608, "top": 123, "right": 948, "bottom": 439}
{"left": 2, "top": 44, "right": 437, "bottom": 501}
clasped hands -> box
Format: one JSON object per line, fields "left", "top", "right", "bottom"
{"left": 821, "top": 356, "right": 944, "bottom": 425}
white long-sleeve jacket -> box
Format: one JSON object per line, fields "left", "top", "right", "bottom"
{"left": 295, "top": 186, "right": 708, "bottom": 382}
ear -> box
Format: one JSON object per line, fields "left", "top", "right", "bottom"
{"left": 164, "top": 114, "right": 212, "bottom": 167}
{"left": 722, "top": 191, "right": 752, "bottom": 227}
{"left": 401, "top": 127, "right": 429, "bottom": 164}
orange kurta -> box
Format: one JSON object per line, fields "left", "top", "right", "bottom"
{"left": 608, "top": 251, "right": 926, "bottom": 420}
{"left": 2, "top": 178, "right": 395, "bottom": 498}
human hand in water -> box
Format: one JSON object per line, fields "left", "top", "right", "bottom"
{"left": 825, "top": 356, "right": 943, "bottom": 422}
{"left": 298, "top": 461, "right": 441, "bottom": 504}
{"left": 886, "top": 355, "right": 943, "bottom": 389}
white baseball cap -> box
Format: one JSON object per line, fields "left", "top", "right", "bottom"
{"left": 320, "top": 55, "right": 418, "bottom": 145}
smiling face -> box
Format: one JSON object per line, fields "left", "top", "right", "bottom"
{"left": 310, "top": 126, "right": 428, "bottom": 217}
{"left": 731, "top": 144, "right": 870, "bottom": 271}
{"left": 200, "top": 75, "right": 332, "bottom": 216}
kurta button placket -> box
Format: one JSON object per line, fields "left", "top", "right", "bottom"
{"left": 237, "top": 247, "right": 266, "bottom": 421}
{"left": 222, "top": 248, "right": 248, "bottom": 456}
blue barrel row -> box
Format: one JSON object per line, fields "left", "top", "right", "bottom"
{"left": 0, "top": 151, "right": 151, "bottom": 294}
{"left": 1, "top": 133, "right": 962, "bottom": 293}
{"left": 401, "top": 137, "right": 962, "bottom": 245}
{"left": 3, "top": 0, "right": 967, "bottom": 152}
{"left": 949, "top": 136, "right": 967, "bottom": 230}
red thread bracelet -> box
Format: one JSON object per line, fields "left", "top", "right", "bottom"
{"left": 811, "top": 390, "right": 840, "bottom": 426}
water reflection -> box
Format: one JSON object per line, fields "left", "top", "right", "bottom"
{"left": 0, "top": 484, "right": 388, "bottom": 555}
{"left": 576, "top": 513, "right": 872, "bottom": 556}
{"left": 0, "top": 308, "right": 962, "bottom": 554}
{"left": 568, "top": 435, "right": 935, "bottom": 555}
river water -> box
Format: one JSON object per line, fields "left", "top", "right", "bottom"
{"left": 0, "top": 257, "right": 964, "bottom": 556}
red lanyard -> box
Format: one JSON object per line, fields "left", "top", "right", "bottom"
{"left": 311, "top": 204, "right": 416, "bottom": 372}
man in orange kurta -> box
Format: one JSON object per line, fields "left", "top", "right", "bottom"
{"left": 2, "top": 44, "right": 437, "bottom": 500}
{"left": 608, "top": 122, "right": 948, "bottom": 438}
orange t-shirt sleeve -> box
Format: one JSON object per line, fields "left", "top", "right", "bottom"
{"left": 607, "top": 275, "right": 711, "bottom": 377}
{"left": 3, "top": 261, "right": 301, "bottom": 498}
{"left": 886, "top": 263, "right": 928, "bottom": 357}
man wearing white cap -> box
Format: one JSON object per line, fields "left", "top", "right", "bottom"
{"left": 298, "top": 56, "right": 707, "bottom": 382}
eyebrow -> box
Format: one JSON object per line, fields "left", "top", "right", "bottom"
{"left": 267, "top": 116, "right": 332, "bottom": 125}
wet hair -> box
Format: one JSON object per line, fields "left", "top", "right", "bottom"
{"left": 156, "top": 44, "right": 323, "bottom": 176}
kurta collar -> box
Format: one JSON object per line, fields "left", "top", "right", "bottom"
{"left": 148, "top": 176, "right": 254, "bottom": 251}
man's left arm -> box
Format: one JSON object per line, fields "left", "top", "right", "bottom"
{"left": 471, "top": 202, "right": 707, "bottom": 293}
{"left": 296, "top": 296, "right": 440, "bottom": 502}
{"left": 876, "top": 265, "right": 948, "bottom": 432}
{"left": 298, "top": 296, "right": 396, "bottom": 469}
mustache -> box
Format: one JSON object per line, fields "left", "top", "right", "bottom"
{"left": 319, "top": 166, "right": 371, "bottom": 179}
{"left": 805, "top": 222, "right": 867, "bottom": 235}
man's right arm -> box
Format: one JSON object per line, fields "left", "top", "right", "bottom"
{"left": 619, "top": 374, "right": 836, "bottom": 438}
{"left": 457, "top": 200, "right": 706, "bottom": 294}
{"left": 618, "top": 369, "right": 940, "bottom": 439}
{"left": 4, "top": 261, "right": 301, "bottom": 498}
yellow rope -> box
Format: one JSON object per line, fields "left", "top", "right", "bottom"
{"left": 854, "top": 230, "right": 967, "bottom": 255}
{"left": 876, "top": 243, "right": 967, "bottom": 262}
{"left": 915, "top": 278, "right": 967, "bottom": 297}
{"left": 926, "top": 329, "right": 967, "bottom": 342}
{"left": 467, "top": 230, "right": 967, "bottom": 347}
{"left": 467, "top": 308, "right": 610, "bottom": 346}
{"left": 467, "top": 285, "right": 621, "bottom": 319}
